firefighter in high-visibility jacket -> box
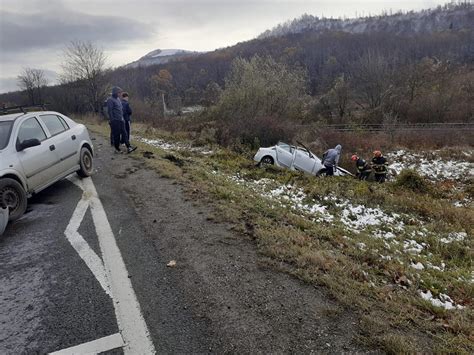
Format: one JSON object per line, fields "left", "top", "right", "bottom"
{"left": 371, "top": 151, "right": 388, "bottom": 183}
{"left": 351, "top": 155, "right": 371, "bottom": 180}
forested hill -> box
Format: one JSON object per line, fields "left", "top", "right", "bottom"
{"left": 2, "top": 3, "right": 473, "bottom": 125}
{"left": 103, "top": 3, "right": 473, "bottom": 116}
{"left": 259, "top": 2, "right": 474, "bottom": 38}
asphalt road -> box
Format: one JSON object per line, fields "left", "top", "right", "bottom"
{"left": 0, "top": 134, "right": 366, "bottom": 354}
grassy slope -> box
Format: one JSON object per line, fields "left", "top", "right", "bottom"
{"left": 80, "top": 117, "right": 473, "bottom": 353}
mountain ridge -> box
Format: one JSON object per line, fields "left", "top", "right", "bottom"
{"left": 259, "top": 2, "right": 473, "bottom": 39}
{"left": 125, "top": 48, "right": 201, "bottom": 68}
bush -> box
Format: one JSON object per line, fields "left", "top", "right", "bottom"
{"left": 215, "top": 55, "right": 309, "bottom": 121}
{"left": 394, "top": 169, "right": 431, "bottom": 193}
{"left": 216, "top": 116, "right": 296, "bottom": 150}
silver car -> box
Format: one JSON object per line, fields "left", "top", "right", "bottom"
{"left": 0, "top": 110, "right": 94, "bottom": 221}
{"left": 254, "top": 141, "right": 351, "bottom": 176}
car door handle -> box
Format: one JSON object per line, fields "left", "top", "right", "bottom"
{"left": 49, "top": 145, "right": 56, "bottom": 151}
{"left": 71, "top": 135, "right": 76, "bottom": 140}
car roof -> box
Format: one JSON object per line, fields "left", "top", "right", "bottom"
{"left": 0, "top": 111, "right": 63, "bottom": 122}
{"left": 0, "top": 113, "right": 23, "bottom": 122}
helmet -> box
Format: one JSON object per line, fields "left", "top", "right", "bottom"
{"left": 351, "top": 154, "right": 358, "bottom": 161}
{"left": 373, "top": 150, "right": 382, "bottom": 157}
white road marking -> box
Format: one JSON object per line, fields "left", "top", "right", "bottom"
{"left": 56, "top": 176, "right": 156, "bottom": 354}
{"left": 49, "top": 333, "right": 124, "bottom": 354}
{"left": 64, "top": 197, "right": 111, "bottom": 296}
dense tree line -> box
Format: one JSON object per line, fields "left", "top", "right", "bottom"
{"left": 1, "top": 7, "right": 473, "bottom": 127}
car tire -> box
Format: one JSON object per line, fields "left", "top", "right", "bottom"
{"left": 0, "top": 178, "right": 27, "bottom": 221}
{"left": 77, "top": 146, "right": 93, "bottom": 177}
{"left": 260, "top": 156, "right": 274, "bottom": 166}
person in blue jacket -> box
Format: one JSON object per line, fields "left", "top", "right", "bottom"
{"left": 121, "top": 92, "right": 132, "bottom": 143}
{"left": 107, "top": 86, "right": 136, "bottom": 154}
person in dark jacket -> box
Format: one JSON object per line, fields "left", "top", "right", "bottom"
{"left": 121, "top": 92, "right": 132, "bottom": 143}
{"left": 320, "top": 144, "right": 342, "bottom": 176}
{"left": 351, "top": 154, "right": 372, "bottom": 180}
{"left": 371, "top": 150, "right": 388, "bottom": 183}
{"left": 107, "top": 86, "right": 136, "bottom": 154}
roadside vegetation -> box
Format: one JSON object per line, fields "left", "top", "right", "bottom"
{"left": 80, "top": 115, "right": 473, "bottom": 353}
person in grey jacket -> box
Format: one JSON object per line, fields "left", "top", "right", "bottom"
{"left": 107, "top": 86, "right": 136, "bottom": 153}
{"left": 321, "top": 144, "right": 342, "bottom": 176}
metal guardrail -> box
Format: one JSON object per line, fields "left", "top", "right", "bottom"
{"left": 301, "top": 123, "right": 474, "bottom": 132}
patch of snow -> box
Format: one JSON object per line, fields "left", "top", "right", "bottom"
{"left": 440, "top": 232, "right": 467, "bottom": 244}
{"left": 387, "top": 150, "right": 473, "bottom": 181}
{"left": 336, "top": 201, "right": 404, "bottom": 232}
{"left": 374, "top": 231, "right": 397, "bottom": 240}
{"left": 403, "top": 239, "right": 424, "bottom": 254}
{"left": 419, "top": 290, "right": 464, "bottom": 310}
{"left": 181, "top": 106, "right": 204, "bottom": 114}
{"left": 426, "top": 262, "right": 445, "bottom": 271}
{"left": 411, "top": 262, "right": 425, "bottom": 270}
{"left": 138, "top": 137, "right": 214, "bottom": 155}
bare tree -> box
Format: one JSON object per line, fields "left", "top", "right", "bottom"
{"left": 350, "top": 51, "right": 393, "bottom": 110}
{"left": 329, "top": 75, "right": 350, "bottom": 122}
{"left": 60, "top": 41, "right": 109, "bottom": 112}
{"left": 17, "top": 68, "right": 48, "bottom": 105}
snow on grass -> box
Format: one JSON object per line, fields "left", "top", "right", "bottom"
{"left": 197, "top": 158, "right": 471, "bottom": 313}
{"left": 403, "top": 239, "right": 425, "bottom": 254}
{"left": 387, "top": 149, "right": 474, "bottom": 181}
{"left": 229, "top": 175, "right": 334, "bottom": 221}
{"left": 411, "top": 262, "right": 425, "bottom": 270}
{"left": 335, "top": 201, "right": 404, "bottom": 232}
{"left": 419, "top": 290, "right": 464, "bottom": 310}
{"left": 138, "top": 137, "right": 214, "bottom": 155}
{"left": 440, "top": 232, "right": 467, "bottom": 244}
{"left": 374, "top": 231, "right": 397, "bottom": 240}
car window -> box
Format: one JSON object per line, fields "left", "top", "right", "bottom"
{"left": 17, "top": 117, "right": 47, "bottom": 143}
{"left": 40, "top": 114, "right": 67, "bottom": 136}
{"left": 58, "top": 116, "right": 69, "bottom": 129}
{"left": 0, "top": 121, "right": 14, "bottom": 150}
{"left": 277, "top": 142, "right": 293, "bottom": 153}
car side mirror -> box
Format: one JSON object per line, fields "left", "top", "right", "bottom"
{"left": 18, "top": 138, "right": 41, "bottom": 151}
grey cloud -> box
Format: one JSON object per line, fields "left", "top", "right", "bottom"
{"left": 0, "top": 7, "right": 156, "bottom": 54}
{"left": 0, "top": 69, "right": 58, "bottom": 93}
{"left": 0, "top": 77, "right": 19, "bottom": 94}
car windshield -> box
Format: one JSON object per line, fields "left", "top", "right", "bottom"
{"left": 0, "top": 121, "right": 13, "bottom": 150}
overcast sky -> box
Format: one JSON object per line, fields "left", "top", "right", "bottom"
{"left": 0, "top": 0, "right": 446, "bottom": 93}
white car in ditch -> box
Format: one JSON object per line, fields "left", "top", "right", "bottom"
{"left": 254, "top": 141, "right": 352, "bottom": 176}
{"left": 0, "top": 109, "right": 94, "bottom": 222}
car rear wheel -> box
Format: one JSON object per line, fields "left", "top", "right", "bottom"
{"left": 260, "top": 156, "right": 274, "bottom": 166}
{"left": 0, "top": 178, "right": 27, "bottom": 221}
{"left": 77, "top": 146, "right": 93, "bottom": 177}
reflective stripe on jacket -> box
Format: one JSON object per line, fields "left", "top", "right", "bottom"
{"left": 371, "top": 156, "right": 388, "bottom": 174}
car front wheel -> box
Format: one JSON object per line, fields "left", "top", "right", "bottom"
{"left": 77, "top": 146, "right": 93, "bottom": 177}
{"left": 260, "top": 156, "right": 274, "bottom": 166}
{"left": 0, "top": 178, "right": 27, "bottom": 221}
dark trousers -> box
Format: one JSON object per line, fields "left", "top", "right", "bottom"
{"left": 121, "top": 120, "right": 131, "bottom": 143}
{"left": 322, "top": 164, "right": 334, "bottom": 176}
{"left": 111, "top": 120, "right": 130, "bottom": 150}
{"left": 109, "top": 122, "right": 114, "bottom": 146}
{"left": 374, "top": 173, "right": 386, "bottom": 183}
{"left": 358, "top": 171, "right": 371, "bottom": 180}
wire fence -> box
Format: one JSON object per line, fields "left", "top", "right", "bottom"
{"left": 301, "top": 122, "right": 474, "bottom": 132}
